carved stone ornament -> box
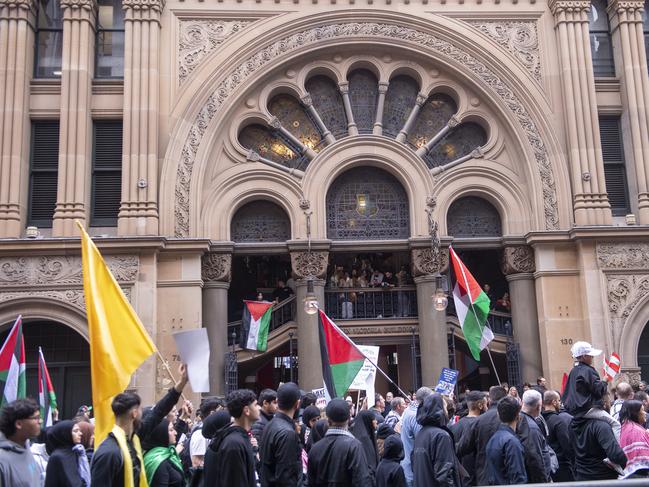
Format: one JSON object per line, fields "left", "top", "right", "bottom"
{"left": 59, "top": 0, "right": 96, "bottom": 11}
{"left": 548, "top": 0, "right": 592, "bottom": 15}
{"left": 201, "top": 253, "right": 232, "bottom": 282}
{"left": 122, "top": 0, "right": 164, "bottom": 13}
{"left": 290, "top": 251, "right": 328, "bottom": 279}
{"left": 466, "top": 21, "right": 541, "bottom": 82}
{"left": 0, "top": 287, "right": 132, "bottom": 314}
{"left": 173, "top": 22, "right": 560, "bottom": 237}
{"left": 411, "top": 247, "right": 449, "bottom": 277}
{"left": 597, "top": 242, "right": 649, "bottom": 269}
{"left": 609, "top": 0, "right": 645, "bottom": 16}
{"left": 617, "top": 367, "right": 643, "bottom": 387}
{"left": 178, "top": 20, "right": 252, "bottom": 85}
{"left": 501, "top": 246, "right": 536, "bottom": 275}
{"left": 606, "top": 274, "right": 649, "bottom": 352}
{"left": 0, "top": 0, "right": 36, "bottom": 12}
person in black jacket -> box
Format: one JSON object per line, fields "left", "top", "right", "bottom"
{"left": 572, "top": 410, "right": 627, "bottom": 480}
{"left": 201, "top": 410, "right": 232, "bottom": 486}
{"left": 562, "top": 341, "right": 608, "bottom": 417}
{"left": 485, "top": 396, "right": 527, "bottom": 485}
{"left": 251, "top": 389, "right": 277, "bottom": 445}
{"left": 541, "top": 390, "right": 574, "bottom": 482}
{"left": 412, "top": 393, "right": 466, "bottom": 487}
{"left": 259, "top": 382, "right": 302, "bottom": 487}
{"left": 45, "top": 420, "right": 90, "bottom": 487}
{"left": 518, "top": 390, "right": 551, "bottom": 483}
{"left": 376, "top": 434, "right": 407, "bottom": 487}
{"left": 305, "top": 419, "right": 328, "bottom": 454}
{"left": 307, "top": 399, "right": 372, "bottom": 487}
{"left": 206, "top": 389, "right": 260, "bottom": 487}
{"left": 450, "top": 391, "right": 485, "bottom": 485}
{"left": 351, "top": 410, "right": 380, "bottom": 484}
{"left": 90, "top": 364, "right": 189, "bottom": 487}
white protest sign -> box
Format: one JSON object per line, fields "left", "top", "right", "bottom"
{"left": 349, "top": 345, "right": 380, "bottom": 403}
{"left": 173, "top": 328, "right": 210, "bottom": 393}
{"left": 312, "top": 387, "right": 329, "bottom": 408}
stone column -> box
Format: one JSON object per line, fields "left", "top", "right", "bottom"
{"left": 338, "top": 82, "right": 359, "bottom": 136}
{"left": 118, "top": 0, "right": 164, "bottom": 235}
{"left": 301, "top": 94, "right": 335, "bottom": 145}
{"left": 202, "top": 251, "right": 232, "bottom": 395}
{"left": 269, "top": 116, "right": 316, "bottom": 160}
{"left": 502, "top": 246, "right": 543, "bottom": 382}
{"left": 549, "top": 0, "right": 613, "bottom": 225}
{"left": 0, "top": 0, "right": 35, "bottom": 237}
{"left": 373, "top": 81, "right": 389, "bottom": 135}
{"left": 52, "top": 0, "right": 96, "bottom": 236}
{"left": 290, "top": 249, "right": 328, "bottom": 391}
{"left": 609, "top": 0, "right": 649, "bottom": 223}
{"left": 411, "top": 247, "right": 449, "bottom": 387}
{"left": 396, "top": 93, "right": 427, "bottom": 143}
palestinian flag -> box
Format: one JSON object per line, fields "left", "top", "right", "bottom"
{"left": 318, "top": 309, "right": 366, "bottom": 399}
{"left": 450, "top": 247, "right": 494, "bottom": 361}
{"left": 241, "top": 300, "right": 273, "bottom": 351}
{"left": 0, "top": 316, "right": 26, "bottom": 406}
{"left": 38, "top": 347, "right": 58, "bottom": 427}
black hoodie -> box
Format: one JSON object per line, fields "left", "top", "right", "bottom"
{"left": 204, "top": 424, "right": 256, "bottom": 487}
{"left": 45, "top": 420, "right": 86, "bottom": 487}
{"left": 376, "top": 435, "right": 407, "bottom": 487}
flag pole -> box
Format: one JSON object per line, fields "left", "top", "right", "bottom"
{"left": 155, "top": 351, "right": 187, "bottom": 401}
{"left": 485, "top": 345, "right": 502, "bottom": 386}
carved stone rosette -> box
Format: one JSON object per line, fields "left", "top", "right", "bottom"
{"left": 501, "top": 246, "right": 536, "bottom": 275}
{"left": 597, "top": 242, "right": 649, "bottom": 270}
{"left": 410, "top": 248, "right": 449, "bottom": 277}
{"left": 201, "top": 253, "right": 232, "bottom": 283}
{"left": 290, "top": 251, "right": 328, "bottom": 280}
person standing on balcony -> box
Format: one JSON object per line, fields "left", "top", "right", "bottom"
{"left": 370, "top": 270, "right": 384, "bottom": 287}
{"left": 272, "top": 280, "right": 293, "bottom": 304}
{"left": 339, "top": 272, "right": 354, "bottom": 319}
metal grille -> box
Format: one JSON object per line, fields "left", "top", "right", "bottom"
{"left": 29, "top": 120, "right": 60, "bottom": 227}
{"left": 231, "top": 200, "right": 291, "bottom": 242}
{"left": 224, "top": 351, "right": 238, "bottom": 394}
{"left": 424, "top": 122, "right": 487, "bottom": 168}
{"left": 326, "top": 167, "right": 409, "bottom": 240}
{"left": 447, "top": 196, "right": 502, "bottom": 237}
{"left": 305, "top": 75, "right": 348, "bottom": 138}
{"left": 268, "top": 94, "right": 325, "bottom": 152}
{"left": 238, "top": 124, "right": 305, "bottom": 169}
{"left": 599, "top": 116, "right": 630, "bottom": 215}
{"left": 506, "top": 339, "right": 522, "bottom": 387}
{"left": 407, "top": 93, "right": 457, "bottom": 149}
{"left": 92, "top": 120, "right": 122, "bottom": 226}
{"left": 382, "top": 75, "right": 419, "bottom": 138}
{"left": 348, "top": 69, "right": 378, "bottom": 134}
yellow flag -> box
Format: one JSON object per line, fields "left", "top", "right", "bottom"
{"left": 77, "top": 222, "right": 156, "bottom": 446}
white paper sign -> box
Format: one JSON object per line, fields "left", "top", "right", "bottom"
{"left": 173, "top": 328, "right": 210, "bottom": 393}
{"left": 312, "top": 387, "right": 329, "bottom": 408}
{"left": 349, "top": 345, "right": 380, "bottom": 403}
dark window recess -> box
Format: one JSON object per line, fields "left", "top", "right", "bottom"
{"left": 92, "top": 120, "right": 122, "bottom": 226}
{"left": 599, "top": 116, "right": 630, "bottom": 215}
{"left": 589, "top": 0, "right": 616, "bottom": 77}
{"left": 29, "top": 121, "right": 59, "bottom": 227}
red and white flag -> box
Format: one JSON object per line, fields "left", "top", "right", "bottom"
{"left": 603, "top": 353, "right": 621, "bottom": 381}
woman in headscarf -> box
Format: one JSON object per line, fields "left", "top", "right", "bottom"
{"left": 376, "top": 423, "right": 395, "bottom": 458}
{"left": 351, "top": 409, "right": 379, "bottom": 484}
{"left": 44, "top": 420, "right": 91, "bottom": 487}
{"left": 142, "top": 419, "right": 185, "bottom": 487}
{"left": 305, "top": 418, "right": 328, "bottom": 454}
{"left": 376, "top": 434, "right": 407, "bottom": 487}
{"left": 75, "top": 421, "right": 94, "bottom": 465}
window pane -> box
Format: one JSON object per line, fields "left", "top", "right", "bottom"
{"left": 38, "top": 0, "right": 62, "bottom": 29}
{"left": 35, "top": 30, "right": 63, "bottom": 78}
{"left": 588, "top": 0, "right": 610, "bottom": 31}
{"left": 96, "top": 30, "right": 124, "bottom": 78}
{"left": 591, "top": 33, "right": 616, "bottom": 77}
{"left": 97, "top": 0, "right": 124, "bottom": 29}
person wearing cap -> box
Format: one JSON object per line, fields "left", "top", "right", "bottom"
{"left": 561, "top": 341, "right": 608, "bottom": 417}
{"left": 258, "top": 382, "right": 302, "bottom": 487}
{"left": 307, "top": 398, "right": 371, "bottom": 486}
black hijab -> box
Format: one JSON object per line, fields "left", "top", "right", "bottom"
{"left": 351, "top": 410, "right": 379, "bottom": 470}
{"left": 202, "top": 410, "right": 232, "bottom": 440}
{"left": 305, "top": 418, "right": 328, "bottom": 453}
{"left": 142, "top": 418, "right": 171, "bottom": 451}
{"left": 45, "top": 420, "right": 85, "bottom": 487}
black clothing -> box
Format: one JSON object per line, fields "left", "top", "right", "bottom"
{"left": 484, "top": 425, "right": 527, "bottom": 485}
{"left": 376, "top": 435, "right": 407, "bottom": 487}
{"left": 251, "top": 410, "right": 274, "bottom": 444}
{"left": 45, "top": 420, "right": 86, "bottom": 487}
{"left": 306, "top": 419, "right": 328, "bottom": 454}
{"left": 562, "top": 361, "right": 608, "bottom": 417}
{"left": 307, "top": 428, "right": 372, "bottom": 487}
{"left": 272, "top": 286, "right": 293, "bottom": 302}
{"left": 571, "top": 416, "right": 627, "bottom": 480}
{"left": 90, "top": 387, "right": 181, "bottom": 487}
{"left": 351, "top": 410, "right": 379, "bottom": 483}
{"left": 456, "top": 405, "right": 500, "bottom": 486}
{"left": 259, "top": 411, "right": 302, "bottom": 487}
{"left": 151, "top": 461, "right": 185, "bottom": 487}
{"left": 412, "top": 394, "right": 465, "bottom": 487}
{"left": 449, "top": 415, "right": 478, "bottom": 485}
{"left": 519, "top": 413, "right": 550, "bottom": 483}
{"left": 541, "top": 409, "right": 575, "bottom": 482}
{"left": 204, "top": 425, "right": 256, "bottom": 487}
{"left": 202, "top": 414, "right": 235, "bottom": 487}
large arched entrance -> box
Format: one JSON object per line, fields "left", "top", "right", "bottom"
{"left": 639, "top": 321, "right": 649, "bottom": 380}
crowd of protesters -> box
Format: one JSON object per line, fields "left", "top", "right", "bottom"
{"left": 2, "top": 340, "right": 649, "bottom": 486}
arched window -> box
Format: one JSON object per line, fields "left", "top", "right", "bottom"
{"left": 238, "top": 124, "right": 305, "bottom": 170}
{"left": 326, "top": 167, "right": 409, "bottom": 240}
{"left": 268, "top": 94, "right": 324, "bottom": 152}
{"left": 305, "top": 75, "right": 348, "bottom": 139}
{"left": 424, "top": 122, "right": 487, "bottom": 168}
{"left": 639, "top": 321, "right": 649, "bottom": 380}
{"left": 447, "top": 196, "right": 502, "bottom": 237}
{"left": 348, "top": 69, "right": 378, "bottom": 134}
{"left": 382, "top": 76, "right": 419, "bottom": 138}
{"left": 231, "top": 200, "right": 291, "bottom": 242}
{"left": 408, "top": 93, "right": 458, "bottom": 149}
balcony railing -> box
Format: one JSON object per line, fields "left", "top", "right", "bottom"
{"left": 228, "top": 296, "right": 297, "bottom": 346}
{"left": 324, "top": 286, "right": 418, "bottom": 320}
{"left": 447, "top": 299, "right": 512, "bottom": 336}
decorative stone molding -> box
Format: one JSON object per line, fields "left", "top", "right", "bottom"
{"left": 201, "top": 253, "right": 232, "bottom": 283}
{"left": 178, "top": 20, "right": 251, "bottom": 85}
{"left": 290, "top": 251, "right": 328, "bottom": 279}
{"left": 447, "top": 114, "right": 461, "bottom": 128}
{"left": 59, "top": 0, "right": 96, "bottom": 11}
{"left": 548, "top": 0, "right": 592, "bottom": 16}
{"left": 0, "top": 287, "right": 132, "bottom": 313}
{"left": 0, "top": 0, "right": 36, "bottom": 12}
{"left": 501, "top": 245, "right": 536, "bottom": 275}
{"left": 122, "top": 0, "right": 164, "bottom": 13}
{"left": 608, "top": 0, "right": 645, "bottom": 15}
{"left": 411, "top": 247, "right": 449, "bottom": 277}
{"left": 597, "top": 242, "right": 649, "bottom": 269}
{"left": 617, "top": 367, "right": 643, "bottom": 387}
{"left": 300, "top": 94, "right": 313, "bottom": 106}
{"left": 173, "top": 22, "right": 559, "bottom": 236}
{"left": 607, "top": 274, "right": 649, "bottom": 319}
{"left": 466, "top": 21, "right": 541, "bottom": 82}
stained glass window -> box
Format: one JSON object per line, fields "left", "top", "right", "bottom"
{"left": 407, "top": 93, "right": 458, "bottom": 150}
{"left": 382, "top": 76, "right": 419, "bottom": 138}
{"left": 238, "top": 124, "right": 306, "bottom": 170}
{"left": 268, "top": 94, "right": 324, "bottom": 152}
{"left": 348, "top": 70, "right": 378, "bottom": 134}
{"left": 447, "top": 196, "right": 502, "bottom": 237}
{"left": 231, "top": 200, "right": 291, "bottom": 242}
{"left": 326, "top": 167, "right": 409, "bottom": 240}
{"left": 424, "top": 122, "right": 487, "bottom": 168}
{"left": 305, "top": 75, "right": 348, "bottom": 139}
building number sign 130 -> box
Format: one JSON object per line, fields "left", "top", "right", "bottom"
{"left": 560, "top": 338, "right": 573, "bottom": 345}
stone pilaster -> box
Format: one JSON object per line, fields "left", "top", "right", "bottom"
{"left": 51, "top": 0, "right": 96, "bottom": 236}
{"left": 0, "top": 0, "right": 36, "bottom": 237}
{"left": 202, "top": 251, "right": 231, "bottom": 394}
{"left": 549, "top": 0, "right": 613, "bottom": 225}
{"left": 373, "top": 81, "right": 389, "bottom": 135}
{"left": 118, "top": 0, "right": 164, "bottom": 235}
{"left": 338, "top": 82, "right": 358, "bottom": 136}
{"left": 608, "top": 0, "right": 649, "bottom": 223}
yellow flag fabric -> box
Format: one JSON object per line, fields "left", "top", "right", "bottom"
{"left": 77, "top": 222, "right": 156, "bottom": 447}
{"left": 112, "top": 425, "right": 148, "bottom": 487}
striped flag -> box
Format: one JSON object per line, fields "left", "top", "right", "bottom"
{"left": 38, "top": 347, "right": 58, "bottom": 427}
{"left": 241, "top": 300, "right": 273, "bottom": 352}
{"left": 603, "top": 352, "right": 621, "bottom": 381}
{"left": 0, "top": 316, "right": 26, "bottom": 406}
